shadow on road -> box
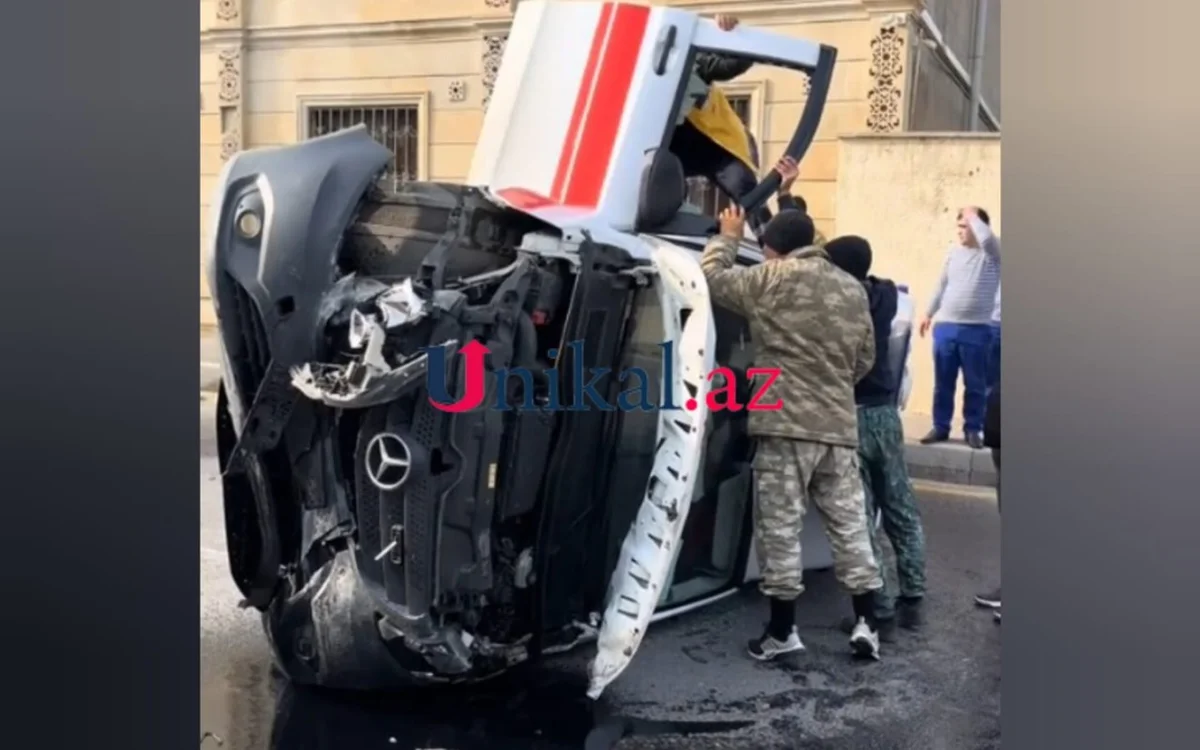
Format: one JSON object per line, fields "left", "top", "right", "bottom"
{"left": 254, "top": 668, "right": 751, "bottom": 750}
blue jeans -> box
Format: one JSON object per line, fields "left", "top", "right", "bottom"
{"left": 932, "top": 322, "right": 991, "bottom": 435}
{"left": 987, "top": 324, "right": 1001, "bottom": 393}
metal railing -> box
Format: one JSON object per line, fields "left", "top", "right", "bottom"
{"left": 307, "top": 105, "right": 419, "bottom": 190}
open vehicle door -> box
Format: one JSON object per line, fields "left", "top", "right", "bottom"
{"left": 588, "top": 239, "right": 715, "bottom": 698}
{"left": 465, "top": 1, "right": 838, "bottom": 698}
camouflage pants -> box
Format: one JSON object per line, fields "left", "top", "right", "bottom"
{"left": 753, "top": 437, "right": 883, "bottom": 600}
{"left": 857, "top": 405, "right": 927, "bottom": 619}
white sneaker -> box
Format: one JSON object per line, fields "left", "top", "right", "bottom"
{"left": 849, "top": 617, "right": 881, "bottom": 660}
{"left": 747, "top": 627, "right": 805, "bottom": 661}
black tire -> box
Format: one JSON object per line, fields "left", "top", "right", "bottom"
{"left": 339, "top": 182, "right": 538, "bottom": 281}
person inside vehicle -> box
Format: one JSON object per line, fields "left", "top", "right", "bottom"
{"left": 699, "top": 203, "right": 887, "bottom": 662}
{"left": 825, "top": 235, "right": 927, "bottom": 640}
{"left": 671, "top": 14, "right": 803, "bottom": 236}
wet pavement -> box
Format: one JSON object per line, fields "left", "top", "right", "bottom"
{"left": 200, "top": 397, "right": 1001, "bottom": 750}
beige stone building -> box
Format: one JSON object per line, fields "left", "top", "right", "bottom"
{"left": 200, "top": 1, "right": 1000, "bottom": 377}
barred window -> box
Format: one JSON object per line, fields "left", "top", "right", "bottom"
{"left": 684, "top": 94, "right": 752, "bottom": 217}
{"left": 306, "top": 105, "right": 419, "bottom": 190}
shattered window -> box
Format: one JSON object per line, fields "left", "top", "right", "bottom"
{"left": 684, "top": 94, "right": 751, "bottom": 217}
{"left": 306, "top": 105, "right": 420, "bottom": 190}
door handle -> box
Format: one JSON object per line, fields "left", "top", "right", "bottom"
{"left": 653, "top": 25, "right": 678, "bottom": 75}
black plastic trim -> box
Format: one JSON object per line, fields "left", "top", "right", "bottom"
{"left": 738, "top": 44, "right": 838, "bottom": 212}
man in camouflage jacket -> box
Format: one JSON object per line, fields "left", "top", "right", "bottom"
{"left": 700, "top": 204, "right": 887, "bottom": 661}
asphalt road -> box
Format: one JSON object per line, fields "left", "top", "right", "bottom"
{"left": 200, "top": 395, "right": 1001, "bottom": 750}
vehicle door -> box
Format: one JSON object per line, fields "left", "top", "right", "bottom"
{"left": 587, "top": 9, "right": 837, "bottom": 698}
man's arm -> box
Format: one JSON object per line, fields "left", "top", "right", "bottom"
{"left": 924, "top": 256, "right": 949, "bottom": 319}
{"left": 854, "top": 316, "right": 877, "bottom": 383}
{"left": 694, "top": 14, "right": 753, "bottom": 83}
{"left": 700, "top": 233, "right": 765, "bottom": 318}
{"left": 694, "top": 53, "right": 755, "bottom": 84}
{"left": 918, "top": 254, "right": 949, "bottom": 337}
{"left": 773, "top": 156, "right": 806, "bottom": 216}
{"left": 967, "top": 213, "right": 1000, "bottom": 258}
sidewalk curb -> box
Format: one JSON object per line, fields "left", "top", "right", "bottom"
{"left": 200, "top": 371, "right": 994, "bottom": 489}
{"left": 904, "top": 441, "right": 997, "bottom": 488}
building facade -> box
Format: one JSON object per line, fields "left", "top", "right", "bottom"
{"left": 199, "top": 0, "right": 999, "bottom": 327}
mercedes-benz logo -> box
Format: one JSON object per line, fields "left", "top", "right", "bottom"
{"left": 365, "top": 432, "right": 412, "bottom": 491}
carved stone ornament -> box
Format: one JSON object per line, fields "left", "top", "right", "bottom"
{"left": 220, "top": 128, "right": 242, "bottom": 161}
{"left": 218, "top": 48, "right": 241, "bottom": 104}
{"left": 866, "top": 19, "right": 905, "bottom": 133}
{"left": 482, "top": 35, "right": 508, "bottom": 109}
{"left": 216, "top": 0, "right": 239, "bottom": 22}
{"left": 448, "top": 80, "right": 467, "bottom": 103}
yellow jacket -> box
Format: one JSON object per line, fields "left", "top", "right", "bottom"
{"left": 685, "top": 88, "right": 756, "bottom": 172}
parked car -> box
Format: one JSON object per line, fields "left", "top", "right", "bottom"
{"left": 207, "top": 0, "right": 837, "bottom": 698}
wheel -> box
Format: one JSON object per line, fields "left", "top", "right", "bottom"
{"left": 339, "top": 181, "right": 539, "bottom": 281}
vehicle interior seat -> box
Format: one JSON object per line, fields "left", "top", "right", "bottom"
{"left": 635, "top": 148, "right": 718, "bottom": 238}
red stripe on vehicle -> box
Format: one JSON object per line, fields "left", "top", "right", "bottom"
{"left": 496, "top": 187, "right": 556, "bottom": 211}
{"left": 561, "top": 3, "right": 650, "bottom": 207}
{"left": 549, "top": 2, "right": 615, "bottom": 203}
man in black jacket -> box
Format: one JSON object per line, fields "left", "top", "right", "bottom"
{"left": 825, "top": 236, "right": 928, "bottom": 636}
{"left": 976, "top": 382, "right": 1001, "bottom": 621}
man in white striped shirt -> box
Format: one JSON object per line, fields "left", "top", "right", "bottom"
{"left": 917, "top": 207, "right": 1001, "bottom": 449}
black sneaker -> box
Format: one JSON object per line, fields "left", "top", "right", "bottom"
{"left": 897, "top": 597, "right": 924, "bottom": 630}
{"left": 965, "top": 432, "right": 984, "bottom": 450}
{"left": 974, "top": 587, "right": 1001, "bottom": 609}
{"left": 849, "top": 618, "right": 881, "bottom": 660}
{"left": 919, "top": 429, "right": 950, "bottom": 445}
{"left": 747, "top": 628, "right": 805, "bottom": 661}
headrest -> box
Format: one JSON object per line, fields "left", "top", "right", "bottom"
{"left": 636, "top": 148, "right": 687, "bottom": 231}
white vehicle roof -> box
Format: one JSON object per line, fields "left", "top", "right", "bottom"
{"left": 468, "top": 0, "right": 835, "bottom": 243}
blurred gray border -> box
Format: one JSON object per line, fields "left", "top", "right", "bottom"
{"left": 0, "top": 0, "right": 198, "bottom": 747}
{"left": 1004, "top": 0, "right": 1200, "bottom": 747}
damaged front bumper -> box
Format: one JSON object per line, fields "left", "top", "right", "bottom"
{"left": 288, "top": 278, "right": 445, "bottom": 410}
{"left": 206, "top": 126, "right": 559, "bottom": 684}
{"left": 286, "top": 260, "right": 550, "bottom": 679}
